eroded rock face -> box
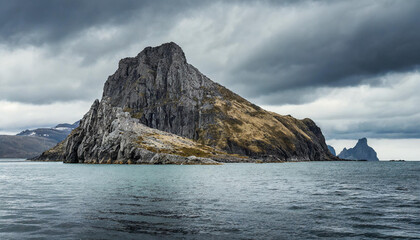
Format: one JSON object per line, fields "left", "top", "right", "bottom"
{"left": 103, "top": 42, "right": 220, "bottom": 140}
{"left": 35, "top": 98, "right": 223, "bottom": 164}
{"left": 37, "top": 42, "right": 336, "bottom": 163}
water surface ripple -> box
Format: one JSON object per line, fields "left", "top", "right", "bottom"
{"left": 0, "top": 160, "right": 419, "bottom": 239}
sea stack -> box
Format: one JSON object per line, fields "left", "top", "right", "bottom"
{"left": 327, "top": 145, "right": 336, "bottom": 156}
{"left": 338, "top": 138, "right": 379, "bottom": 161}
{"left": 36, "top": 42, "right": 336, "bottom": 164}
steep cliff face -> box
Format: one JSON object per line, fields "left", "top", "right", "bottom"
{"left": 37, "top": 42, "right": 336, "bottom": 163}
{"left": 102, "top": 43, "right": 219, "bottom": 140}
{"left": 101, "top": 42, "right": 335, "bottom": 161}
{"left": 338, "top": 138, "right": 379, "bottom": 161}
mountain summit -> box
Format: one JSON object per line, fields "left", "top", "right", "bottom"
{"left": 338, "top": 138, "right": 379, "bottom": 161}
{"left": 36, "top": 42, "right": 336, "bottom": 163}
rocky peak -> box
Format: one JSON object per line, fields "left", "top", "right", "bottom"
{"left": 102, "top": 42, "right": 222, "bottom": 140}
{"left": 116, "top": 42, "right": 187, "bottom": 75}
{"left": 338, "top": 138, "right": 379, "bottom": 161}
{"left": 138, "top": 42, "right": 187, "bottom": 67}
{"left": 355, "top": 137, "right": 368, "bottom": 147}
{"left": 36, "top": 42, "right": 336, "bottom": 163}
{"left": 104, "top": 43, "right": 212, "bottom": 101}
{"left": 99, "top": 42, "right": 335, "bottom": 160}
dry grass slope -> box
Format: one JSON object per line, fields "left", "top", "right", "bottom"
{"left": 198, "top": 85, "right": 318, "bottom": 156}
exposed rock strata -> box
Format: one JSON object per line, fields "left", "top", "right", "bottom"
{"left": 35, "top": 98, "right": 240, "bottom": 164}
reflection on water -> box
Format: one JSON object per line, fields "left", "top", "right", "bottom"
{"left": 0, "top": 160, "right": 419, "bottom": 239}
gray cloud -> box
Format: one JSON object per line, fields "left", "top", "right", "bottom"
{"left": 0, "top": 0, "right": 201, "bottom": 104}
{"left": 324, "top": 114, "right": 420, "bottom": 139}
{"left": 6, "top": 0, "right": 420, "bottom": 104}
{"left": 231, "top": 1, "right": 420, "bottom": 104}
{"left": 1, "top": 0, "right": 420, "bottom": 142}
{"left": 263, "top": 70, "right": 420, "bottom": 140}
{"left": 0, "top": 0, "right": 201, "bottom": 45}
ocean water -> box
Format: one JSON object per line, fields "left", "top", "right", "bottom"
{"left": 0, "top": 160, "right": 419, "bottom": 239}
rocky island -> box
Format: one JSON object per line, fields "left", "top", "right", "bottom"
{"left": 35, "top": 42, "right": 337, "bottom": 164}
{"left": 338, "top": 138, "right": 379, "bottom": 161}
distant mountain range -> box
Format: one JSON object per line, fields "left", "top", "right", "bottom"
{"left": 338, "top": 138, "right": 379, "bottom": 161}
{"left": 17, "top": 121, "right": 79, "bottom": 142}
{"left": 0, "top": 121, "right": 79, "bottom": 158}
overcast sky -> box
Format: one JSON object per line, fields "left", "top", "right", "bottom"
{"left": 1, "top": 0, "right": 419, "bottom": 160}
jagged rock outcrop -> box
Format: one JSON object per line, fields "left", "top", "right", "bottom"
{"left": 338, "top": 138, "right": 379, "bottom": 161}
{"left": 327, "top": 145, "right": 336, "bottom": 156}
{"left": 36, "top": 42, "right": 336, "bottom": 163}
{"left": 35, "top": 98, "right": 242, "bottom": 164}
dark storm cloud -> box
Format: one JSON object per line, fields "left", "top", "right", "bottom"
{"left": 1, "top": 0, "right": 135, "bottom": 44}
{"left": 0, "top": 0, "right": 307, "bottom": 47}
{"left": 325, "top": 118, "right": 420, "bottom": 139}
{"left": 3, "top": 1, "right": 419, "bottom": 104}
{"left": 233, "top": 1, "right": 420, "bottom": 104}
{"left": 1, "top": 0, "right": 420, "bottom": 142}
{"left": 0, "top": 0, "right": 213, "bottom": 105}
{"left": 0, "top": 0, "right": 207, "bottom": 45}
